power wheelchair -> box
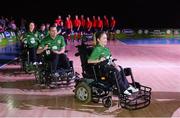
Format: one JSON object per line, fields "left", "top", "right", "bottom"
{"left": 19, "top": 42, "right": 38, "bottom": 73}
{"left": 34, "top": 48, "right": 78, "bottom": 88}
{"left": 74, "top": 40, "right": 152, "bottom": 110}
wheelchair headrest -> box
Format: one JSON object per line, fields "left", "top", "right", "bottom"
{"left": 75, "top": 43, "right": 95, "bottom": 75}
{"left": 75, "top": 43, "right": 94, "bottom": 59}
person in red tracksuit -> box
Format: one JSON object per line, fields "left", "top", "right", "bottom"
{"left": 92, "top": 16, "right": 97, "bottom": 33}
{"left": 97, "top": 16, "right": 103, "bottom": 31}
{"left": 73, "top": 15, "right": 81, "bottom": 33}
{"left": 65, "top": 17, "right": 72, "bottom": 40}
{"left": 55, "top": 16, "right": 62, "bottom": 26}
{"left": 110, "top": 16, "right": 116, "bottom": 40}
{"left": 110, "top": 16, "right": 116, "bottom": 32}
{"left": 73, "top": 15, "right": 81, "bottom": 41}
{"left": 67, "top": 14, "right": 73, "bottom": 31}
{"left": 103, "top": 15, "right": 109, "bottom": 32}
{"left": 80, "top": 15, "right": 86, "bottom": 34}
{"left": 85, "top": 17, "right": 92, "bottom": 34}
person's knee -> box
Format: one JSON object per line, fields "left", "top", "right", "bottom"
{"left": 59, "top": 54, "right": 69, "bottom": 61}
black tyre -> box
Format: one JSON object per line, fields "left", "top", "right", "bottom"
{"left": 24, "top": 62, "right": 30, "bottom": 73}
{"left": 35, "top": 70, "right": 45, "bottom": 85}
{"left": 102, "top": 96, "right": 112, "bottom": 108}
{"left": 74, "top": 82, "right": 92, "bottom": 104}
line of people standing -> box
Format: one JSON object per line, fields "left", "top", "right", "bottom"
{"left": 54, "top": 15, "right": 116, "bottom": 36}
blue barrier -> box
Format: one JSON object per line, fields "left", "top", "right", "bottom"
{"left": 0, "top": 43, "right": 20, "bottom": 68}
{"left": 0, "top": 30, "right": 19, "bottom": 67}
{"left": 4, "top": 31, "right": 11, "bottom": 39}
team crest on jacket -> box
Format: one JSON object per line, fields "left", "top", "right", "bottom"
{"left": 52, "top": 46, "right": 58, "bottom": 50}
{"left": 30, "top": 38, "right": 35, "bottom": 44}
{"left": 58, "top": 40, "right": 61, "bottom": 44}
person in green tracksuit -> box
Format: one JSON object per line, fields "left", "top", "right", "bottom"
{"left": 37, "top": 24, "right": 70, "bottom": 73}
{"left": 38, "top": 24, "right": 49, "bottom": 40}
{"left": 23, "top": 22, "right": 41, "bottom": 64}
{"left": 88, "top": 31, "right": 139, "bottom": 96}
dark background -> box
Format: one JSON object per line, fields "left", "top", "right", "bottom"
{"left": 1, "top": 0, "right": 180, "bottom": 28}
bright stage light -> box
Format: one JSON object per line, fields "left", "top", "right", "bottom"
{"left": 166, "top": 29, "right": 171, "bottom": 35}
{"left": 138, "top": 30, "right": 143, "bottom": 34}
{"left": 144, "top": 30, "right": 149, "bottom": 34}
{"left": 116, "top": 29, "right": 120, "bottom": 34}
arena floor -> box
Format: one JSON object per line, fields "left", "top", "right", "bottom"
{"left": 0, "top": 39, "right": 180, "bottom": 117}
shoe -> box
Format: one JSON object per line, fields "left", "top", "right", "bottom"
{"left": 33, "top": 62, "right": 38, "bottom": 65}
{"left": 123, "top": 90, "right": 132, "bottom": 96}
{"left": 128, "top": 85, "right": 139, "bottom": 93}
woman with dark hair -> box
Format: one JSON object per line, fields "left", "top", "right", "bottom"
{"left": 23, "top": 22, "right": 41, "bottom": 65}
{"left": 39, "top": 23, "right": 49, "bottom": 39}
{"left": 88, "top": 31, "right": 138, "bottom": 95}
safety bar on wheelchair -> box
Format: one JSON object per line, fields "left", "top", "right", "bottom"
{"left": 113, "top": 71, "right": 123, "bottom": 107}
{"left": 92, "top": 65, "right": 98, "bottom": 82}
{"left": 26, "top": 51, "right": 29, "bottom": 64}
{"left": 114, "top": 66, "right": 138, "bottom": 107}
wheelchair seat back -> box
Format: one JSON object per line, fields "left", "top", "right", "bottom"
{"left": 75, "top": 43, "right": 95, "bottom": 77}
{"left": 75, "top": 43, "right": 109, "bottom": 80}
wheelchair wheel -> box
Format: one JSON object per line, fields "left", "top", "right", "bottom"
{"left": 23, "top": 61, "right": 34, "bottom": 73}
{"left": 24, "top": 62, "right": 30, "bottom": 73}
{"left": 75, "top": 82, "right": 92, "bottom": 104}
{"left": 102, "top": 96, "right": 112, "bottom": 108}
{"left": 35, "top": 69, "right": 45, "bottom": 85}
{"left": 21, "top": 61, "right": 26, "bottom": 71}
